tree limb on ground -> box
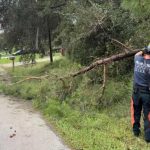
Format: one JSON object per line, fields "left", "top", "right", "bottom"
{"left": 9, "top": 74, "right": 69, "bottom": 86}
{"left": 10, "top": 48, "right": 140, "bottom": 85}
{"left": 10, "top": 75, "right": 49, "bottom": 85}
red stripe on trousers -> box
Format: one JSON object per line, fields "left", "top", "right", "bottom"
{"left": 130, "top": 98, "right": 135, "bottom": 127}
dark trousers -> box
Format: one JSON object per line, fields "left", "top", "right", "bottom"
{"left": 131, "top": 89, "right": 150, "bottom": 141}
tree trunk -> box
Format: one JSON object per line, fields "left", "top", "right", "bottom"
{"left": 35, "top": 27, "right": 39, "bottom": 50}
{"left": 48, "top": 26, "right": 53, "bottom": 63}
{"left": 47, "top": 15, "right": 53, "bottom": 63}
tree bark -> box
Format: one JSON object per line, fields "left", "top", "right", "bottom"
{"left": 71, "top": 49, "right": 140, "bottom": 77}
{"left": 48, "top": 26, "right": 53, "bottom": 63}
{"left": 35, "top": 27, "right": 39, "bottom": 50}
{"left": 47, "top": 16, "right": 53, "bottom": 63}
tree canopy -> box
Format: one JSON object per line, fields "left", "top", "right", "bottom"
{"left": 0, "top": 0, "right": 149, "bottom": 65}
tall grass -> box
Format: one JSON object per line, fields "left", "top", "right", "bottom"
{"left": 1, "top": 58, "right": 150, "bottom": 150}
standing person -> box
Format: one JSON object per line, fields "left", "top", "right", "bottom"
{"left": 131, "top": 44, "right": 150, "bottom": 142}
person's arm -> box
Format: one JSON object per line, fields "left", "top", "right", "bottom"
{"left": 134, "top": 51, "right": 143, "bottom": 63}
{"left": 135, "top": 51, "right": 143, "bottom": 56}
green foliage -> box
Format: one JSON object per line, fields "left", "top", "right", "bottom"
{"left": 1, "top": 0, "right": 149, "bottom": 70}
{"left": 54, "top": 1, "right": 136, "bottom": 68}
{"left": 1, "top": 58, "right": 131, "bottom": 110}
{"left": 122, "top": 0, "right": 150, "bottom": 18}
{"left": 1, "top": 59, "right": 150, "bottom": 149}
{"left": 1, "top": 0, "right": 64, "bottom": 56}
{"left": 121, "top": 0, "right": 150, "bottom": 47}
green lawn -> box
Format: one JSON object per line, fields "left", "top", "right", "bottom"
{"left": 0, "top": 53, "right": 62, "bottom": 64}
{"left": 0, "top": 56, "right": 20, "bottom": 64}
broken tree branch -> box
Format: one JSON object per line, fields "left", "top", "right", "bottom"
{"left": 10, "top": 48, "right": 141, "bottom": 85}
{"left": 9, "top": 73, "right": 69, "bottom": 86}
{"left": 71, "top": 49, "right": 140, "bottom": 77}
{"left": 10, "top": 75, "right": 49, "bottom": 85}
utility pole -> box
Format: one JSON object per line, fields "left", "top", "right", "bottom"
{"left": 47, "top": 17, "right": 53, "bottom": 63}
{"left": 35, "top": 0, "right": 39, "bottom": 50}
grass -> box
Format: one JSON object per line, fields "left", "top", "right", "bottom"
{"left": 1, "top": 57, "right": 150, "bottom": 150}
{"left": 0, "top": 53, "right": 61, "bottom": 64}
{"left": 0, "top": 56, "right": 20, "bottom": 64}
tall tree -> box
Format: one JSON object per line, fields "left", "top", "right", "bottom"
{"left": 37, "top": 0, "right": 66, "bottom": 63}
{"left": 55, "top": 0, "right": 136, "bottom": 65}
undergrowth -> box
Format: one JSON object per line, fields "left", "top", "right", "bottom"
{"left": 0, "top": 57, "right": 150, "bottom": 150}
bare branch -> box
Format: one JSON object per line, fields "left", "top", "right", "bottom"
{"left": 9, "top": 75, "right": 49, "bottom": 85}
{"left": 9, "top": 73, "right": 70, "bottom": 86}
{"left": 71, "top": 49, "right": 140, "bottom": 77}
{"left": 111, "top": 38, "right": 133, "bottom": 52}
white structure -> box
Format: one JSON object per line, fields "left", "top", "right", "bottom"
{"left": 0, "top": 23, "right": 4, "bottom": 34}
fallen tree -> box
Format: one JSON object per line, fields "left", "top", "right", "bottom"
{"left": 8, "top": 47, "right": 141, "bottom": 102}
{"left": 71, "top": 49, "right": 140, "bottom": 77}
{"left": 9, "top": 48, "right": 140, "bottom": 85}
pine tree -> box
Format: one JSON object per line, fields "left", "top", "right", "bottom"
{"left": 122, "top": 0, "right": 150, "bottom": 46}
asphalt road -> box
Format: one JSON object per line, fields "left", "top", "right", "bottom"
{"left": 0, "top": 95, "right": 70, "bottom": 150}
{"left": 0, "top": 55, "right": 70, "bottom": 150}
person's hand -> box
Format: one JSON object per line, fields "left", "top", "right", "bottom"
{"left": 135, "top": 51, "right": 143, "bottom": 56}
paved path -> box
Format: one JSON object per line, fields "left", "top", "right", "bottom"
{"left": 0, "top": 95, "right": 70, "bottom": 150}
{"left": 0, "top": 65, "right": 70, "bottom": 150}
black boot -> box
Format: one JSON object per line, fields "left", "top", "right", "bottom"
{"left": 133, "top": 123, "right": 141, "bottom": 137}
{"left": 145, "top": 129, "right": 150, "bottom": 142}
{"left": 133, "top": 129, "right": 141, "bottom": 137}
